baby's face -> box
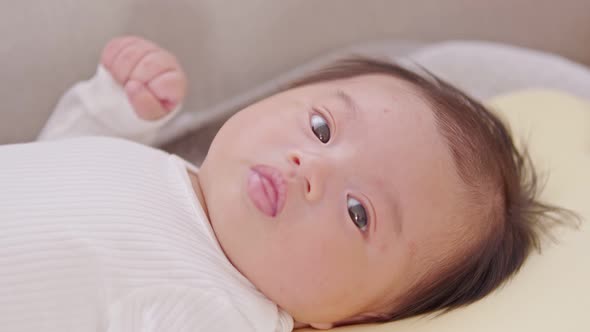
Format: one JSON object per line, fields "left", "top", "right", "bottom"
{"left": 199, "top": 74, "right": 466, "bottom": 326}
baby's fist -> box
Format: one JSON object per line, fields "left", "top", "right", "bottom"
{"left": 101, "top": 36, "right": 187, "bottom": 121}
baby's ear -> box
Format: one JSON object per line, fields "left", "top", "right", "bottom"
{"left": 309, "top": 322, "right": 333, "bottom": 330}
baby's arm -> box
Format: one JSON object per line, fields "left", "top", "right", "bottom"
{"left": 38, "top": 36, "right": 187, "bottom": 145}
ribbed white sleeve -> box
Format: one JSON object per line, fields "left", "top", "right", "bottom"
{"left": 37, "top": 66, "right": 181, "bottom": 145}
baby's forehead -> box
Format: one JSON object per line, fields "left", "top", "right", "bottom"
{"left": 328, "top": 76, "right": 455, "bottom": 197}
{"left": 329, "top": 75, "right": 432, "bottom": 117}
{"left": 342, "top": 73, "right": 426, "bottom": 96}
{"left": 334, "top": 76, "right": 435, "bottom": 127}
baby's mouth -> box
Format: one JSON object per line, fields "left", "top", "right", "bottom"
{"left": 247, "top": 165, "right": 287, "bottom": 217}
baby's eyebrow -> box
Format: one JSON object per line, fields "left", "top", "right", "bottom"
{"left": 335, "top": 89, "right": 359, "bottom": 119}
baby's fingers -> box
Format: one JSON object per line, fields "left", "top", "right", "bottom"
{"left": 130, "top": 51, "right": 179, "bottom": 83}
{"left": 101, "top": 36, "right": 140, "bottom": 70}
{"left": 110, "top": 41, "right": 158, "bottom": 84}
{"left": 147, "top": 71, "right": 187, "bottom": 112}
{"left": 125, "top": 80, "right": 170, "bottom": 121}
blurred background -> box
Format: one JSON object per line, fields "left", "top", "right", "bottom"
{"left": 1, "top": 0, "right": 589, "bottom": 144}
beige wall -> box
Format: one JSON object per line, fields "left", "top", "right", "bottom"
{"left": 1, "top": 0, "right": 589, "bottom": 143}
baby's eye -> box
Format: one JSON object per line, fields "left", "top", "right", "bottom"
{"left": 310, "top": 113, "right": 330, "bottom": 144}
{"left": 347, "top": 196, "right": 368, "bottom": 231}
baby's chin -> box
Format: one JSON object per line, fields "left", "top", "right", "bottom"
{"left": 279, "top": 299, "right": 370, "bottom": 329}
{"left": 293, "top": 321, "right": 311, "bottom": 329}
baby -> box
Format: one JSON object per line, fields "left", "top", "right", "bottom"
{"left": 0, "top": 37, "right": 567, "bottom": 331}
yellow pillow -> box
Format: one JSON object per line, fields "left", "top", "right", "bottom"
{"left": 301, "top": 90, "right": 590, "bottom": 332}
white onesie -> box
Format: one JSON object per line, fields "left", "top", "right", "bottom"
{"left": 0, "top": 67, "right": 293, "bottom": 332}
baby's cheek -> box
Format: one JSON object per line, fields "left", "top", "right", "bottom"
{"left": 408, "top": 240, "right": 418, "bottom": 258}
{"left": 297, "top": 237, "right": 351, "bottom": 282}
{"left": 298, "top": 239, "right": 333, "bottom": 277}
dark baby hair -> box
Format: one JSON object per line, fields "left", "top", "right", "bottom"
{"left": 286, "top": 58, "right": 578, "bottom": 324}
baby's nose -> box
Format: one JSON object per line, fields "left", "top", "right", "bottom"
{"left": 287, "top": 151, "right": 325, "bottom": 202}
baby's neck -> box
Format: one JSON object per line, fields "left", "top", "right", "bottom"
{"left": 187, "top": 170, "right": 210, "bottom": 219}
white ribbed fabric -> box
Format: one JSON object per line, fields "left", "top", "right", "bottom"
{"left": 0, "top": 137, "right": 292, "bottom": 332}
{"left": 0, "top": 67, "right": 293, "bottom": 332}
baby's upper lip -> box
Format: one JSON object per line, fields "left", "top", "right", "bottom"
{"left": 251, "top": 165, "right": 288, "bottom": 217}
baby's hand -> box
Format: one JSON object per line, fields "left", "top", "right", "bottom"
{"left": 101, "top": 36, "right": 187, "bottom": 121}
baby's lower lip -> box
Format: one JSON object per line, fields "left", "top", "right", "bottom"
{"left": 247, "top": 165, "right": 287, "bottom": 217}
